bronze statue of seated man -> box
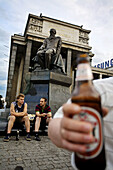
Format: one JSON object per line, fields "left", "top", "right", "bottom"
{"left": 32, "top": 28, "right": 65, "bottom": 73}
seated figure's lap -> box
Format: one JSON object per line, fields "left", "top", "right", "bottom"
{"left": 45, "top": 49, "right": 54, "bottom": 54}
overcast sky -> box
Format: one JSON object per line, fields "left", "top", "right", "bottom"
{"left": 0, "top": 0, "right": 113, "bottom": 97}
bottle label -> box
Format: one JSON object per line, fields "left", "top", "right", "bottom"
{"left": 73, "top": 106, "right": 103, "bottom": 159}
{"left": 76, "top": 63, "right": 93, "bottom": 81}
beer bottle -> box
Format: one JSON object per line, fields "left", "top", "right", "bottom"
{"left": 71, "top": 53, "right": 106, "bottom": 170}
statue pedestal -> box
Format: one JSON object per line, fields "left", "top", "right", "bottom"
{"left": 24, "top": 71, "right": 72, "bottom": 115}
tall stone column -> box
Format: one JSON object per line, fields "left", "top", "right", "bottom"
{"left": 67, "top": 49, "right": 72, "bottom": 76}
{"left": 16, "top": 56, "right": 24, "bottom": 96}
{"left": 22, "top": 40, "right": 32, "bottom": 92}
{"left": 6, "top": 44, "right": 17, "bottom": 107}
{"left": 71, "top": 70, "right": 75, "bottom": 92}
{"left": 99, "top": 74, "right": 102, "bottom": 79}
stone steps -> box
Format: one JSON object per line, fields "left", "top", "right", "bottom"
{"left": 0, "top": 108, "right": 9, "bottom": 119}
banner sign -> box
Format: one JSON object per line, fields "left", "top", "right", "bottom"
{"left": 94, "top": 59, "right": 113, "bottom": 69}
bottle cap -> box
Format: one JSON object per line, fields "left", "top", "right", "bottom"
{"left": 76, "top": 53, "right": 89, "bottom": 63}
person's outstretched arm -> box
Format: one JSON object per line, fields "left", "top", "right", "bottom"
{"left": 48, "top": 103, "right": 95, "bottom": 153}
{"left": 48, "top": 103, "right": 108, "bottom": 153}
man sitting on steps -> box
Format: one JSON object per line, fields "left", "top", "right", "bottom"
{"left": 34, "top": 97, "right": 52, "bottom": 141}
{"left": 4, "top": 93, "right": 31, "bottom": 142}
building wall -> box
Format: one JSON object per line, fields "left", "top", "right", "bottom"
{"left": 6, "top": 14, "right": 113, "bottom": 110}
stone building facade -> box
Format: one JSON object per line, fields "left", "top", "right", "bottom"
{"left": 6, "top": 13, "right": 113, "bottom": 113}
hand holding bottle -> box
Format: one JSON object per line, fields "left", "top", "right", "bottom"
{"left": 61, "top": 103, "right": 108, "bottom": 153}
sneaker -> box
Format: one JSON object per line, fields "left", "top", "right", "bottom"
{"left": 4, "top": 135, "right": 10, "bottom": 142}
{"left": 35, "top": 134, "right": 41, "bottom": 141}
{"left": 26, "top": 134, "right": 31, "bottom": 141}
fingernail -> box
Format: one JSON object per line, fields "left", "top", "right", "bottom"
{"left": 78, "top": 146, "right": 86, "bottom": 153}
{"left": 73, "top": 105, "right": 81, "bottom": 111}
{"left": 84, "top": 124, "right": 92, "bottom": 131}
{"left": 61, "top": 129, "right": 65, "bottom": 135}
{"left": 84, "top": 135, "right": 92, "bottom": 141}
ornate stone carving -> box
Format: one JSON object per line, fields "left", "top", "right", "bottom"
{"left": 28, "top": 18, "right": 43, "bottom": 33}
{"left": 79, "top": 30, "right": 89, "bottom": 44}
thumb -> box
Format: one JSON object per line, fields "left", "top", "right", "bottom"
{"left": 63, "top": 103, "right": 81, "bottom": 118}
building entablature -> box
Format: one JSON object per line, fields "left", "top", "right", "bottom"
{"left": 24, "top": 14, "right": 91, "bottom": 48}
{"left": 92, "top": 67, "right": 113, "bottom": 76}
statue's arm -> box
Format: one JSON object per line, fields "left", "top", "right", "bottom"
{"left": 37, "top": 39, "right": 47, "bottom": 51}
{"left": 56, "top": 37, "right": 62, "bottom": 55}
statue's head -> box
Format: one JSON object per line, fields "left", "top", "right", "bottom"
{"left": 50, "top": 28, "right": 56, "bottom": 35}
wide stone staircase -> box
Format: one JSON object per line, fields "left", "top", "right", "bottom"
{"left": 0, "top": 108, "right": 9, "bottom": 133}
{"left": 0, "top": 108, "right": 48, "bottom": 137}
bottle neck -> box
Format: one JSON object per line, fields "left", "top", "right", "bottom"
{"left": 76, "top": 80, "right": 92, "bottom": 85}
{"left": 76, "top": 63, "right": 93, "bottom": 82}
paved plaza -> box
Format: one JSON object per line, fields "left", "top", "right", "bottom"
{"left": 0, "top": 134, "right": 73, "bottom": 170}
